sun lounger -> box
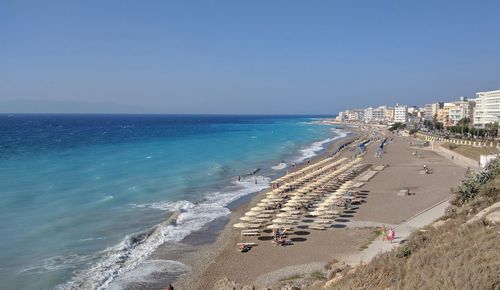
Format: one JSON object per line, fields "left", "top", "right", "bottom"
{"left": 241, "top": 232, "right": 261, "bottom": 237}
{"left": 309, "top": 225, "right": 326, "bottom": 230}
{"left": 237, "top": 242, "right": 256, "bottom": 246}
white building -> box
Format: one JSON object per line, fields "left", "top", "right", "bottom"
{"left": 448, "top": 97, "right": 474, "bottom": 125}
{"left": 473, "top": 90, "right": 500, "bottom": 127}
{"left": 372, "top": 106, "right": 386, "bottom": 121}
{"left": 364, "top": 107, "right": 374, "bottom": 122}
{"left": 394, "top": 105, "right": 408, "bottom": 123}
{"left": 423, "top": 102, "right": 443, "bottom": 120}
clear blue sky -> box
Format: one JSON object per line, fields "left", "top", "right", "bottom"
{"left": 1, "top": 0, "right": 500, "bottom": 114}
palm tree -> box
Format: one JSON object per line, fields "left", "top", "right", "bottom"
{"left": 457, "top": 117, "right": 470, "bottom": 138}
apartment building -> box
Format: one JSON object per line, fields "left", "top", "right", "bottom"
{"left": 473, "top": 89, "right": 500, "bottom": 127}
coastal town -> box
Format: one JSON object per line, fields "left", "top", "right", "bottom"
{"left": 336, "top": 89, "right": 500, "bottom": 135}
{"left": 173, "top": 107, "right": 499, "bottom": 289}
{"left": 3, "top": 1, "right": 500, "bottom": 290}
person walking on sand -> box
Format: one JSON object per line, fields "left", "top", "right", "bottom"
{"left": 388, "top": 228, "right": 395, "bottom": 243}
{"left": 380, "top": 225, "right": 387, "bottom": 241}
{"left": 167, "top": 284, "right": 174, "bottom": 290}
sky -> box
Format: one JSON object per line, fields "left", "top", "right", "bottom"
{"left": 1, "top": 0, "right": 500, "bottom": 114}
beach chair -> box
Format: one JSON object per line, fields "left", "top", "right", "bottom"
{"left": 240, "top": 229, "right": 261, "bottom": 238}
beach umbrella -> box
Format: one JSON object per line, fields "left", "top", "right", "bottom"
{"left": 317, "top": 213, "right": 336, "bottom": 219}
{"left": 233, "top": 222, "right": 249, "bottom": 228}
{"left": 245, "top": 211, "right": 259, "bottom": 216}
{"left": 277, "top": 212, "right": 292, "bottom": 217}
{"left": 322, "top": 200, "right": 337, "bottom": 205}
{"left": 250, "top": 206, "right": 265, "bottom": 211}
{"left": 310, "top": 210, "right": 325, "bottom": 216}
{"left": 240, "top": 216, "right": 253, "bottom": 221}
{"left": 248, "top": 223, "right": 264, "bottom": 228}
{"left": 256, "top": 214, "right": 272, "bottom": 218}
{"left": 267, "top": 224, "right": 282, "bottom": 229}
{"left": 272, "top": 218, "right": 287, "bottom": 224}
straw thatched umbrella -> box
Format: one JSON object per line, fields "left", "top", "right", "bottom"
{"left": 250, "top": 206, "right": 265, "bottom": 211}
{"left": 256, "top": 213, "right": 272, "bottom": 218}
{"left": 240, "top": 216, "right": 253, "bottom": 221}
{"left": 245, "top": 211, "right": 259, "bottom": 216}
{"left": 272, "top": 218, "right": 287, "bottom": 224}
{"left": 248, "top": 223, "right": 263, "bottom": 228}
{"left": 267, "top": 224, "right": 282, "bottom": 229}
{"left": 310, "top": 210, "right": 325, "bottom": 216}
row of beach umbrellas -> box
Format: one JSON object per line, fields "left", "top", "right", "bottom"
{"left": 234, "top": 156, "right": 365, "bottom": 231}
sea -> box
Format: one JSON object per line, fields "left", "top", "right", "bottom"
{"left": 0, "top": 114, "right": 349, "bottom": 290}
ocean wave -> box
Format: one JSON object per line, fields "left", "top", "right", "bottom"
{"left": 106, "top": 260, "right": 191, "bottom": 290}
{"left": 295, "top": 128, "right": 349, "bottom": 163}
{"left": 59, "top": 176, "right": 270, "bottom": 290}
{"left": 19, "top": 254, "right": 94, "bottom": 275}
{"left": 131, "top": 200, "right": 195, "bottom": 212}
{"left": 271, "top": 162, "right": 287, "bottom": 170}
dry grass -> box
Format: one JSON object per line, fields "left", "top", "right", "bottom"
{"left": 326, "top": 176, "right": 500, "bottom": 290}
{"left": 442, "top": 143, "right": 499, "bottom": 161}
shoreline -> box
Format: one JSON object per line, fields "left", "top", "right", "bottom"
{"left": 168, "top": 126, "right": 365, "bottom": 289}
{"left": 172, "top": 127, "right": 466, "bottom": 290}
{"left": 105, "top": 122, "right": 360, "bottom": 290}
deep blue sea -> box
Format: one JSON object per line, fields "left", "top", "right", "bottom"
{"left": 0, "top": 114, "right": 347, "bottom": 290}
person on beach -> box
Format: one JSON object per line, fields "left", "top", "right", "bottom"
{"left": 238, "top": 175, "right": 241, "bottom": 182}
{"left": 167, "top": 284, "right": 174, "bottom": 290}
{"left": 379, "top": 225, "right": 387, "bottom": 241}
{"left": 388, "top": 228, "right": 395, "bottom": 243}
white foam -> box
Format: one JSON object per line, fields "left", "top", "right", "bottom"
{"left": 131, "top": 200, "right": 195, "bottom": 212}
{"left": 19, "top": 254, "right": 94, "bottom": 275}
{"left": 107, "top": 260, "right": 191, "bottom": 290}
{"left": 271, "top": 162, "right": 287, "bottom": 170}
{"left": 60, "top": 176, "right": 270, "bottom": 290}
{"left": 295, "top": 128, "right": 349, "bottom": 163}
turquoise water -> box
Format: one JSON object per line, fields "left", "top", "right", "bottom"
{"left": 0, "top": 114, "right": 346, "bottom": 289}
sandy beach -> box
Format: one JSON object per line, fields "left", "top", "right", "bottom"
{"left": 161, "top": 127, "right": 466, "bottom": 290}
